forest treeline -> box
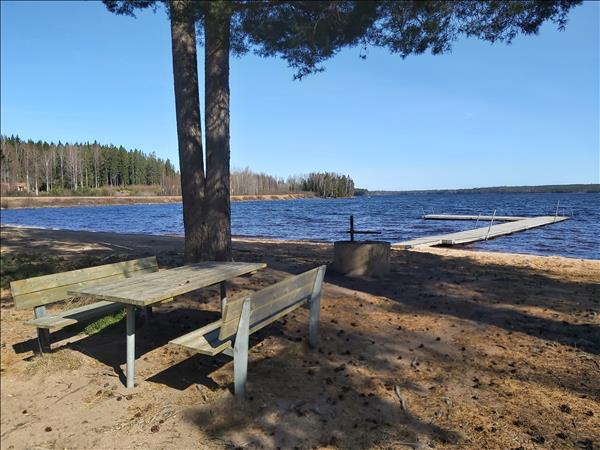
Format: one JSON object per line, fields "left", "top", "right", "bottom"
{"left": 0, "top": 135, "right": 180, "bottom": 195}
{"left": 1, "top": 136, "right": 355, "bottom": 198}
{"left": 290, "top": 172, "right": 355, "bottom": 198}
{"left": 231, "top": 168, "right": 354, "bottom": 198}
{"left": 365, "top": 184, "right": 600, "bottom": 195}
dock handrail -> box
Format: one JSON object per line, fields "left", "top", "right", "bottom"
{"left": 485, "top": 209, "right": 497, "bottom": 240}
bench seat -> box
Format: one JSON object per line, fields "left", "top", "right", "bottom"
{"left": 25, "top": 300, "right": 124, "bottom": 330}
{"left": 171, "top": 320, "right": 230, "bottom": 356}
{"left": 171, "top": 298, "right": 311, "bottom": 356}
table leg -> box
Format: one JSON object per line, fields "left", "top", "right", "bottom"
{"left": 220, "top": 281, "right": 227, "bottom": 315}
{"left": 126, "top": 305, "right": 135, "bottom": 388}
{"left": 143, "top": 306, "right": 153, "bottom": 324}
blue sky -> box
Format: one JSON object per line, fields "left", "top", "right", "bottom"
{"left": 1, "top": 1, "right": 598, "bottom": 190}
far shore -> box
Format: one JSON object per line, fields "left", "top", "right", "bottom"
{"left": 0, "top": 193, "right": 315, "bottom": 209}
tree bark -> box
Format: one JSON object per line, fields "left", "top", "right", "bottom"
{"left": 170, "top": 0, "right": 207, "bottom": 262}
{"left": 204, "top": 2, "right": 232, "bottom": 261}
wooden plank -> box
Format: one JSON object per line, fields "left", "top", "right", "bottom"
{"left": 10, "top": 257, "right": 157, "bottom": 296}
{"left": 442, "top": 216, "right": 568, "bottom": 244}
{"left": 170, "top": 299, "right": 310, "bottom": 356}
{"left": 115, "top": 264, "right": 258, "bottom": 300}
{"left": 72, "top": 263, "right": 265, "bottom": 305}
{"left": 221, "top": 272, "right": 316, "bottom": 324}
{"left": 26, "top": 301, "right": 124, "bottom": 330}
{"left": 13, "top": 266, "right": 159, "bottom": 310}
{"left": 247, "top": 298, "right": 308, "bottom": 336}
{"left": 70, "top": 262, "right": 258, "bottom": 296}
{"left": 169, "top": 320, "right": 232, "bottom": 356}
{"left": 219, "top": 285, "right": 312, "bottom": 340}
{"left": 394, "top": 216, "right": 569, "bottom": 249}
{"left": 218, "top": 267, "right": 320, "bottom": 340}
{"left": 423, "top": 214, "right": 529, "bottom": 221}
{"left": 170, "top": 266, "right": 326, "bottom": 356}
{"left": 69, "top": 262, "right": 267, "bottom": 306}
{"left": 392, "top": 235, "right": 445, "bottom": 249}
{"left": 129, "top": 262, "right": 264, "bottom": 298}
{"left": 69, "top": 262, "right": 243, "bottom": 296}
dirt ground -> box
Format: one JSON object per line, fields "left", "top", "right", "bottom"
{"left": 0, "top": 226, "right": 598, "bottom": 450}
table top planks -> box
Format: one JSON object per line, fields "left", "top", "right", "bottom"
{"left": 68, "top": 262, "right": 266, "bottom": 306}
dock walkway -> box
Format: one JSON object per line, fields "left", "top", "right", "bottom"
{"left": 423, "top": 214, "right": 528, "bottom": 222}
{"left": 394, "top": 215, "right": 568, "bottom": 249}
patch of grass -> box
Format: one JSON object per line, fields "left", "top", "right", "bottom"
{"left": 83, "top": 309, "right": 126, "bottom": 335}
{"left": 25, "top": 349, "right": 83, "bottom": 374}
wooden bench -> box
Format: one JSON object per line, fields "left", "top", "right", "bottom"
{"left": 170, "top": 265, "right": 326, "bottom": 397}
{"left": 10, "top": 256, "right": 159, "bottom": 353}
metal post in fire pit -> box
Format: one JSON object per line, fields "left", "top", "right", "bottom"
{"left": 346, "top": 215, "right": 382, "bottom": 242}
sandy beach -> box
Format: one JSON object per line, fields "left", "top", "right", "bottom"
{"left": 0, "top": 193, "right": 315, "bottom": 210}
{"left": 0, "top": 226, "right": 598, "bottom": 449}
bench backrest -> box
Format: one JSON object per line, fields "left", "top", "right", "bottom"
{"left": 10, "top": 256, "right": 159, "bottom": 310}
{"left": 219, "top": 265, "right": 326, "bottom": 341}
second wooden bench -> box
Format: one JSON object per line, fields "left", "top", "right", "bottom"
{"left": 170, "top": 265, "right": 326, "bottom": 396}
{"left": 10, "top": 256, "right": 159, "bottom": 352}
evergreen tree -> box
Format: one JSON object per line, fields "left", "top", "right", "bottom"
{"left": 0, "top": 135, "right": 181, "bottom": 194}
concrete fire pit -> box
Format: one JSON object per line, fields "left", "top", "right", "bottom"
{"left": 333, "top": 240, "right": 390, "bottom": 277}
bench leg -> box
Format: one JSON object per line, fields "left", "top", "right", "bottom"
{"left": 308, "top": 295, "right": 321, "bottom": 349}
{"left": 308, "top": 266, "right": 325, "bottom": 349}
{"left": 126, "top": 305, "right": 136, "bottom": 388}
{"left": 220, "top": 282, "right": 227, "bottom": 316}
{"left": 34, "top": 306, "right": 51, "bottom": 354}
{"left": 233, "top": 299, "right": 251, "bottom": 397}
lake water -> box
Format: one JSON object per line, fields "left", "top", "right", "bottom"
{"left": 1, "top": 193, "right": 599, "bottom": 260}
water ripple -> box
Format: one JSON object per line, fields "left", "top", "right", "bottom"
{"left": 1, "top": 193, "right": 598, "bottom": 260}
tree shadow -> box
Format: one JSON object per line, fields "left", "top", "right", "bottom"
{"left": 326, "top": 249, "right": 600, "bottom": 355}
{"left": 146, "top": 324, "right": 286, "bottom": 391}
{"left": 3, "top": 228, "right": 598, "bottom": 447}
{"left": 10, "top": 304, "right": 224, "bottom": 383}
{"left": 169, "top": 320, "right": 462, "bottom": 449}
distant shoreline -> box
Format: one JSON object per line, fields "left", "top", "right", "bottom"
{"left": 0, "top": 193, "right": 315, "bottom": 210}
{"left": 358, "top": 183, "right": 600, "bottom": 196}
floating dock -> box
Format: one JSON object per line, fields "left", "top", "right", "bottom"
{"left": 423, "top": 214, "right": 528, "bottom": 222}
{"left": 394, "top": 215, "right": 569, "bottom": 249}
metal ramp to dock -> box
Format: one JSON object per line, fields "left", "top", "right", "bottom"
{"left": 394, "top": 215, "right": 569, "bottom": 249}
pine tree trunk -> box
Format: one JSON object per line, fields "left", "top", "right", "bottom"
{"left": 204, "top": 3, "right": 232, "bottom": 261}
{"left": 170, "top": 0, "right": 207, "bottom": 261}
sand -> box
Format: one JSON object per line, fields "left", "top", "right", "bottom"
{"left": 0, "top": 193, "right": 315, "bottom": 210}
{"left": 0, "top": 226, "right": 598, "bottom": 449}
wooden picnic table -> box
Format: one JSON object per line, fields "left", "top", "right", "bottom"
{"left": 68, "top": 261, "right": 266, "bottom": 388}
